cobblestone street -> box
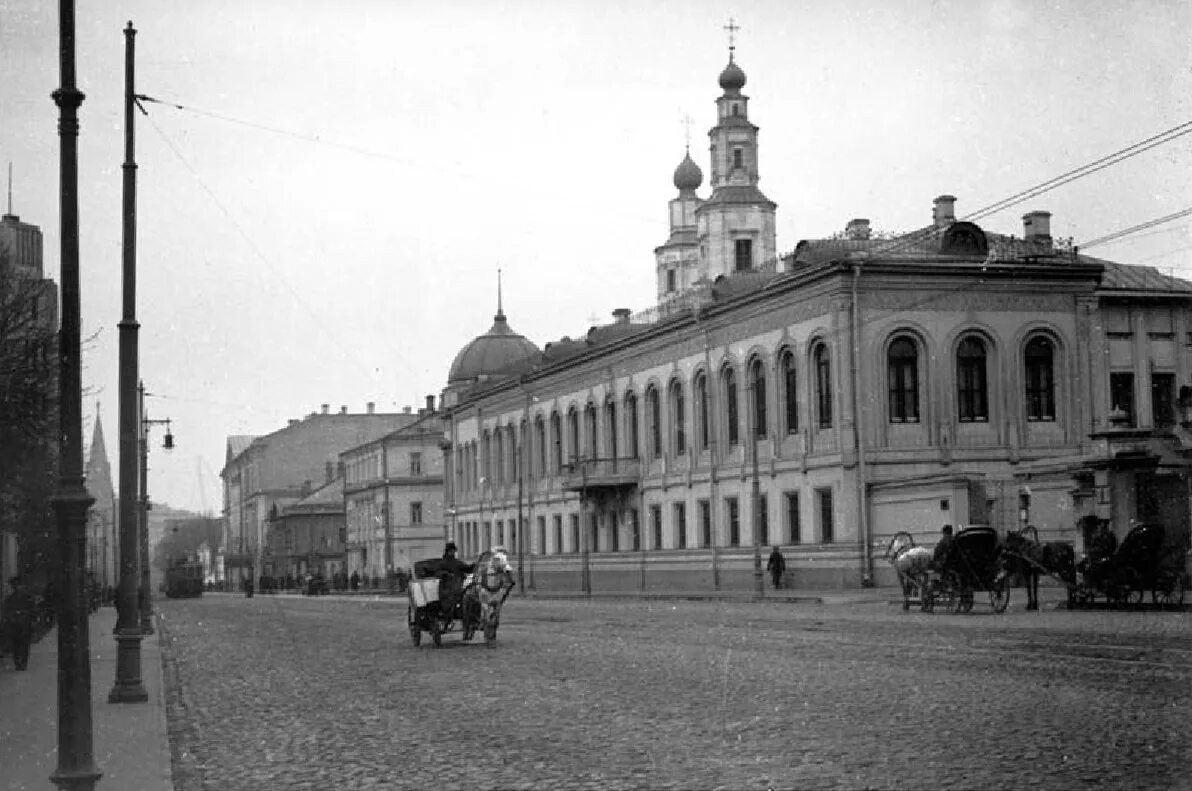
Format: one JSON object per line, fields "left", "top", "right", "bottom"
{"left": 158, "top": 595, "right": 1191, "bottom": 790}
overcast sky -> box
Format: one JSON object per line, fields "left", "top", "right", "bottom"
{"left": 2, "top": 0, "right": 1190, "bottom": 516}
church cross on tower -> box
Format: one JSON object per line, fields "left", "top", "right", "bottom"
{"left": 682, "top": 114, "right": 693, "bottom": 151}
{"left": 724, "top": 18, "right": 740, "bottom": 59}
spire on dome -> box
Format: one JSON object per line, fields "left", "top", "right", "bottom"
{"left": 495, "top": 267, "right": 505, "bottom": 322}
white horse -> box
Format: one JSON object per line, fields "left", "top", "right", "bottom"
{"left": 885, "top": 532, "right": 934, "bottom": 611}
{"left": 469, "top": 547, "right": 516, "bottom": 646}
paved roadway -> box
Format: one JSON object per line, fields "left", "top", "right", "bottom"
{"left": 158, "top": 594, "right": 1191, "bottom": 791}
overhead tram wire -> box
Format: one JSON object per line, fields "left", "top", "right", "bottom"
{"left": 1078, "top": 207, "right": 1192, "bottom": 251}
{"left": 139, "top": 110, "right": 413, "bottom": 391}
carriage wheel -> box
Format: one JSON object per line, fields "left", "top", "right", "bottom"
{"left": 959, "top": 590, "right": 975, "bottom": 614}
{"left": 430, "top": 618, "right": 443, "bottom": 647}
{"left": 484, "top": 622, "right": 497, "bottom": 646}
{"left": 921, "top": 587, "right": 935, "bottom": 613}
{"left": 990, "top": 577, "right": 1011, "bottom": 614}
{"left": 1152, "top": 574, "right": 1186, "bottom": 609}
{"left": 408, "top": 607, "right": 422, "bottom": 646}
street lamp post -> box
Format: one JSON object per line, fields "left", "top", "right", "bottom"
{"left": 138, "top": 380, "right": 173, "bottom": 634}
{"left": 109, "top": 20, "right": 148, "bottom": 705}
{"left": 49, "top": 1, "right": 102, "bottom": 788}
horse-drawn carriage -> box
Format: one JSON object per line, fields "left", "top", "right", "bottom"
{"left": 1067, "top": 522, "right": 1186, "bottom": 608}
{"left": 406, "top": 548, "right": 515, "bottom": 648}
{"left": 885, "top": 526, "right": 1010, "bottom": 613}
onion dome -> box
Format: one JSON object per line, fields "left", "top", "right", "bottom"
{"left": 447, "top": 307, "right": 541, "bottom": 385}
{"left": 718, "top": 58, "right": 746, "bottom": 94}
{"left": 672, "top": 151, "right": 703, "bottom": 192}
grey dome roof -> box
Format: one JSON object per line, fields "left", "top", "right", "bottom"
{"left": 447, "top": 310, "right": 540, "bottom": 384}
{"left": 673, "top": 151, "right": 703, "bottom": 191}
{"left": 719, "top": 58, "right": 746, "bottom": 93}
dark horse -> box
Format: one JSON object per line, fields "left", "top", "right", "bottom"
{"left": 1002, "top": 525, "right": 1077, "bottom": 611}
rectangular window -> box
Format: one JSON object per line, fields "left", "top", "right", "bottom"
{"left": 650, "top": 505, "right": 663, "bottom": 550}
{"left": 536, "top": 516, "right": 546, "bottom": 556}
{"left": 410, "top": 502, "right": 422, "bottom": 524}
{"left": 496, "top": 519, "right": 504, "bottom": 547}
{"left": 699, "top": 499, "right": 712, "bottom": 547}
{"left": 553, "top": 515, "right": 563, "bottom": 555}
{"left": 726, "top": 497, "right": 740, "bottom": 547}
{"left": 674, "top": 502, "right": 687, "bottom": 549}
{"left": 570, "top": 514, "right": 580, "bottom": 554}
{"left": 1110, "top": 372, "right": 1135, "bottom": 426}
{"left": 609, "top": 513, "right": 620, "bottom": 553}
{"left": 666, "top": 268, "right": 677, "bottom": 293}
{"left": 734, "top": 238, "right": 752, "bottom": 272}
{"left": 1152, "top": 372, "right": 1176, "bottom": 427}
{"left": 757, "top": 494, "right": 769, "bottom": 547}
{"left": 785, "top": 492, "right": 800, "bottom": 544}
{"left": 732, "top": 147, "right": 743, "bottom": 170}
{"left": 409, "top": 452, "right": 422, "bottom": 475}
{"left": 589, "top": 513, "right": 599, "bottom": 553}
{"left": 817, "top": 488, "right": 834, "bottom": 544}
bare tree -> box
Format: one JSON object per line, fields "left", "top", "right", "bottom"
{"left": 0, "top": 248, "right": 59, "bottom": 587}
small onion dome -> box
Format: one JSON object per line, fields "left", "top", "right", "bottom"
{"left": 718, "top": 59, "right": 746, "bottom": 93}
{"left": 673, "top": 152, "right": 703, "bottom": 191}
{"left": 447, "top": 309, "right": 541, "bottom": 385}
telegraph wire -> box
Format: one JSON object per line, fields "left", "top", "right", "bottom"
{"left": 1078, "top": 207, "right": 1192, "bottom": 251}
{"left": 140, "top": 110, "right": 414, "bottom": 390}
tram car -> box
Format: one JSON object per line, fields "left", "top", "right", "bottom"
{"left": 164, "top": 556, "right": 205, "bottom": 598}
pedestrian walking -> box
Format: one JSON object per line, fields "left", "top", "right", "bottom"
{"left": 1, "top": 577, "right": 37, "bottom": 671}
{"left": 766, "top": 546, "right": 786, "bottom": 589}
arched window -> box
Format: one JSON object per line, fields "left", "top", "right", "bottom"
{"left": 723, "top": 367, "right": 740, "bottom": 445}
{"left": 750, "top": 357, "right": 767, "bottom": 438}
{"left": 1024, "top": 336, "right": 1055, "bottom": 421}
{"left": 625, "top": 393, "right": 639, "bottom": 458}
{"left": 780, "top": 349, "right": 798, "bottom": 434}
{"left": 646, "top": 386, "right": 662, "bottom": 459}
{"left": 567, "top": 407, "right": 580, "bottom": 463}
{"left": 550, "top": 412, "right": 562, "bottom": 472}
{"left": 535, "top": 416, "right": 546, "bottom": 477}
{"left": 669, "top": 380, "right": 686, "bottom": 455}
{"left": 494, "top": 428, "right": 505, "bottom": 484}
{"left": 957, "top": 336, "right": 989, "bottom": 422}
{"left": 481, "top": 430, "right": 492, "bottom": 481}
{"left": 695, "top": 371, "right": 711, "bottom": 450}
{"left": 888, "top": 336, "right": 920, "bottom": 423}
{"left": 605, "top": 400, "right": 618, "bottom": 460}
{"left": 585, "top": 403, "right": 598, "bottom": 459}
{"left": 814, "top": 343, "right": 833, "bottom": 428}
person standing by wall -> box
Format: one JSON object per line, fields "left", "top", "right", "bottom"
{"left": 766, "top": 546, "right": 787, "bottom": 590}
{"left": 1, "top": 577, "right": 36, "bottom": 670}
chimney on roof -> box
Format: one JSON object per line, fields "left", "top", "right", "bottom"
{"left": 321, "top": 404, "right": 330, "bottom": 415}
{"left": 367, "top": 401, "right": 375, "bottom": 414}
{"left": 403, "top": 406, "right": 412, "bottom": 414}
{"left": 933, "top": 195, "right": 956, "bottom": 228}
{"left": 612, "top": 308, "right": 631, "bottom": 325}
{"left": 325, "top": 461, "right": 333, "bottom": 484}
{"left": 1022, "top": 210, "right": 1052, "bottom": 244}
{"left": 340, "top": 405, "right": 348, "bottom": 415}
{"left": 425, "top": 394, "right": 435, "bottom": 413}
{"left": 845, "top": 218, "right": 871, "bottom": 240}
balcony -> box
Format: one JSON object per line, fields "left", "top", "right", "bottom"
{"left": 561, "top": 456, "right": 642, "bottom": 492}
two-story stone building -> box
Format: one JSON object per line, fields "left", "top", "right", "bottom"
{"left": 437, "top": 48, "right": 1192, "bottom": 593}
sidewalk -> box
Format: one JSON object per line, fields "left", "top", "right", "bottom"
{"left": 0, "top": 606, "right": 173, "bottom": 791}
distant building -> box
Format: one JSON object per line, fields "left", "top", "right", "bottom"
{"left": 437, "top": 46, "right": 1192, "bottom": 592}
{"left": 265, "top": 476, "right": 345, "bottom": 582}
{"left": 340, "top": 402, "right": 446, "bottom": 579}
{"left": 84, "top": 405, "right": 117, "bottom": 591}
{"left": 220, "top": 403, "right": 417, "bottom": 584}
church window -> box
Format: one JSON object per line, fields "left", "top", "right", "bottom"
{"left": 814, "top": 343, "right": 833, "bottom": 428}
{"left": 750, "top": 357, "right": 767, "bottom": 438}
{"left": 733, "top": 148, "right": 743, "bottom": 170}
{"left": 625, "top": 392, "right": 640, "bottom": 458}
{"left": 957, "top": 336, "right": 989, "bottom": 422}
{"left": 567, "top": 407, "right": 580, "bottom": 463}
{"left": 732, "top": 103, "right": 739, "bottom": 116}
{"left": 669, "top": 380, "right": 686, "bottom": 455}
{"left": 780, "top": 349, "right": 798, "bottom": 434}
{"left": 585, "top": 403, "right": 598, "bottom": 458}
{"left": 695, "top": 371, "right": 711, "bottom": 450}
{"left": 723, "top": 366, "right": 740, "bottom": 445}
{"left": 605, "top": 400, "right": 618, "bottom": 460}
{"left": 646, "top": 386, "right": 662, "bottom": 459}
{"left": 734, "top": 239, "right": 752, "bottom": 272}
{"left": 666, "top": 268, "right": 677, "bottom": 293}
{"left": 888, "top": 336, "right": 920, "bottom": 423}
{"left": 550, "top": 412, "right": 562, "bottom": 472}
{"left": 1024, "top": 337, "right": 1055, "bottom": 422}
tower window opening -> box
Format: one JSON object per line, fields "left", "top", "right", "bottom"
{"left": 732, "top": 103, "right": 739, "bottom": 116}
{"left": 734, "top": 239, "right": 752, "bottom": 272}
{"left": 733, "top": 148, "right": 743, "bottom": 170}
{"left": 666, "top": 268, "right": 677, "bottom": 293}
